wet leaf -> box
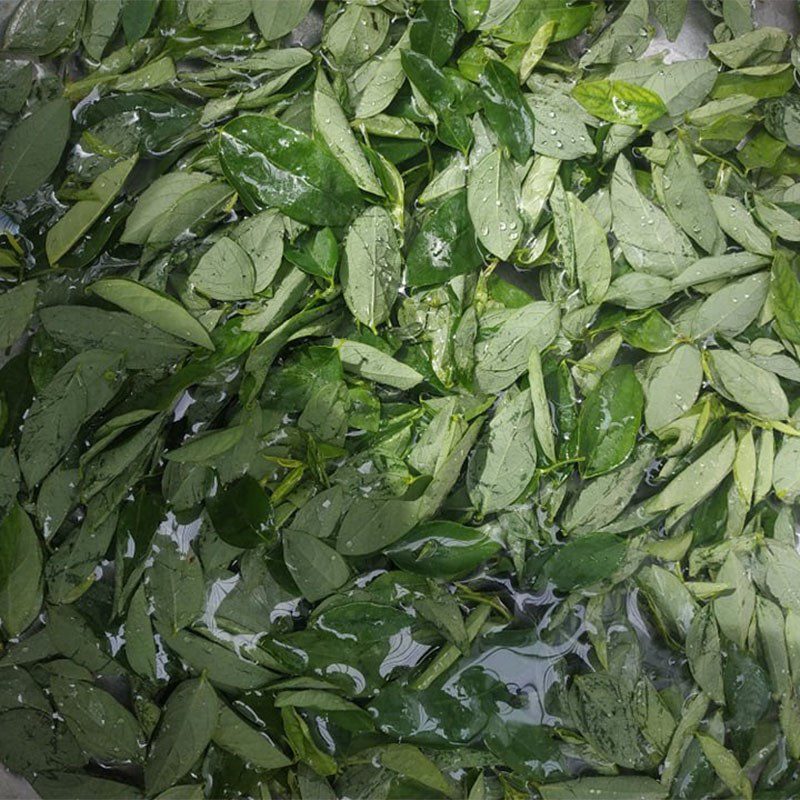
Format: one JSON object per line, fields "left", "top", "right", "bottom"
{"left": 0, "top": 504, "right": 43, "bottom": 639}
{"left": 19, "top": 350, "right": 124, "bottom": 487}
{"left": 573, "top": 80, "right": 667, "bottom": 125}
{"left": 145, "top": 677, "right": 218, "bottom": 796}
{"left": 341, "top": 206, "right": 402, "bottom": 328}
{"left": 219, "top": 115, "right": 362, "bottom": 226}
{"left": 51, "top": 677, "right": 143, "bottom": 763}
{"left": 578, "top": 365, "right": 643, "bottom": 478}
{"left": 89, "top": 278, "right": 215, "bottom": 350}
{"left": 0, "top": 99, "right": 71, "bottom": 201}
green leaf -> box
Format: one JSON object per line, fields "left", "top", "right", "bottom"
{"left": 756, "top": 596, "right": 792, "bottom": 695}
{"left": 686, "top": 605, "right": 724, "bottom": 702}
{"left": 763, "top": 540, "right": 800, "bottom": 612}
{"left": 540, "top": 776, "right": 667, "bottom": 800}
{"left": 544, "top": 533, "right": 627, "bottom": 592}
{"left": 577, "top": 365, "right": 643, "bottom": 478}
{"left": 689, "top": 272, "right": 769, "bottom": 339}
{"left": 773, "top": 436, "right": 800, "bottom": 502}
{"left": 252, "top": 0, "right": 313, "bottom": 39}
{"left": 341, "top": 206, "right": 402, "bottom": 328}
{"left": 282, "top": 706, "right": 337, "bottom": 776}
{"left": 527, "top": 349, "right": 556, "bottom": 462}
{"left": 121, "top": 172, "right": 213, "bottom": 245}
{"left": 219, "top": 115, "right": 362, "bottom": 226}
{"left": 645, "top": 432, "right": 736, "bottom": 516}
{"left": 230, "top": 210, "right": 284, "bottom": 293}
{"left": 663, "top": 138, "right": 724, "bottom": 253}
{"left": 637, "top": 564, "right": 696, "bottom": 642}
{"left": 40, "top": 306, "right": 190, "bottom": 371}
{"left": 560, "top": 190, "right": 612, "bottom": 303}
{"left": 125, "top": 583, "right": 157, "bottom": 681}
{"left": 3, "top": 0, "right": 83, "bottom": 54}
{"left": 144, "top": 677, "right": 218, "bottom": 797}
{"left": 519, "top": 20, "right": 558, "bottom": 81}
{"left": 709, "top": 27, "right": 789, "bottom": 69}
{"left": 695, "top": 734, "right": 752, "bottom": 800}
{"left": 611, "top": 156, "right": 695, "bottom": 277}
{"left": 283, "top": 531, "right": 350, "bottom": 602}
{"left": 770, "top": 252, "right": 800, "bottom": 345}
{"left": 572, "top": 80, "right": 667, "bottom": 125}
{"left": 467, "top": 391, "right": 536, "bottom": 515}
{"left": 82, "top": 0, "right": 123, "bottom": 61}
{"left": 51, "top": 677, "right": 143, "bottom": 763}
{"left": 287, "top": 487, "right": 343, "bottom": 541}
{"left": 406, "top": 189, "right": 483, "bottom": 287}
{"left": 147, "top": 535, "right": 205, "bottom": 634}
{"left": 186, "top": 0, "right": 251, "bottom": 30}
{"left": 353, "top": 31, "right": 409, "bottom": 119}
{"left": 114, "top": 56, "right": 176, "bottom": 92}
{"left": 467, "top": 149, "right": 523, "bottom": 260}
{"left": 563, "top": 444, "right": 655, "bottom": 534}
{"left": 0, "top": 504, "right": 43, "bottom": 638}
{"left": 336, "top": 497, "right": 422, "bottom": 558}
{"left": 190, "top": 237, "right": 255, "bottom": 301}
{"left": 491, "top": 0, "right": 593, "bottom": 43}
{"left": 324, "top": 4, "right": 389, "bottom": 69}
{"left": 0, "top": 58, "right": 33, "bottom": 114}
{"left": 35, "top": 773, "right": 144, "bottom": 800}
{"left": 18, "top": 350, "right": 124, "bottom": 487}
{"left": 606, "top": 272, "right": 673, "bottom": 309}
{"left": 377, "top": 744, "right": 453, "bottom": 796}
{"left": 206, "top": 476, "right": 275, "bottom": 549}
{"left": 401, "top": 50, "right": 473, "bottom": 152}
{"left": 478, "top": 60, "right": 535, "bottom": 162}
{"left": 705, "top": 348, "right": 789, "bottom": 420}
{"left": 384, "top": 520, "right": 501, "bottom": 579}
{"left": 579, "top": 0, "right": 651, "bottom": 67}
{"left": 711, "top": 195, "right": 772, "bottom": 255}
{"left": 312, "top": 70, "right": 383, "bottom": 196}
{"left": 157, "top": 627, "right": 276, "bottom": 691}
{"left": 474, "top": 302, "right": 560, "bottom": 394}
{"left": 671, "top": 251, "right": 769, "bottom": 290}
{"left": 652, "top": 0, "right": 687, "bottom": 42}
{"left": 275, "top": 689, "right": 366, "bottom": 715}
{"left": 0, "top": 98, "right": 71, "bottom": 201}
{"left": 121, "top": 0, "right": 157, "bottom": 40}
{"left": 89, "top": 278, "right": 215, "bottom": 350}
{"left": 755, "top": 194, "right": 800, "bottom": 242}
{"left": 0, "top": 280, "right": 37, "bottom": 350}
{"left": 212, "top": 705, "right": 290, "bottom": 769}
{"left": 165, "top": 425, "right": 244, "bottom": 465}
{"left": 135, "top": 178, "right": 231, "bottom": 255}
{"left": 643, "top": 344, "right": 702, "bottom": 431}
{"left": 46, "top": 156, "right": 137, "bottom": 264}
{"left": 714, "top": 551, "right": 756, "bottom": 649}
{"left": 409, "top": 0, "right": 460, "bottom": 66}
{"left": 336, "top": 339, "right": 423, "bottom": 390}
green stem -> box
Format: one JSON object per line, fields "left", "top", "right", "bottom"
{"left": 410, "top": 604, "right": 491, "bottom": 691}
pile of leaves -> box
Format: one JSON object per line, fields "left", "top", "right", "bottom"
{"left": 3, "top": 0, "right": 800, "bottom": 797}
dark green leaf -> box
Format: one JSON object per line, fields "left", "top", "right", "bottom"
{"left": 206, "top": 476, "right": 275, "bottom": 549}
{"left": 0, "top": 99, "right": 71, "bottom": 201}
{"left": 410, "top": 0, "right": 460, "bottom": 66}
{"left": 219, "top": 115, "right": 362, "bottom": 226}
{"left": 543, "top": 533, "right": 627, "bottom": 591}
{"left": 144, "top": 677, "right": 218, "bottom": 796}
{"left": 478, "top": 60, "right": 535, "bottom": 162}
{"left": 0, "top": 504, "right": 43, "bottom": 639}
